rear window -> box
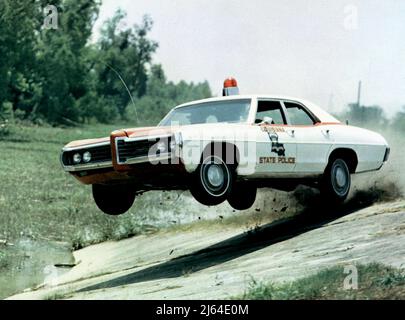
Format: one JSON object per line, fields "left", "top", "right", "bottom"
{"left": 284, "top": 102, "right": 315, "bottom": 125}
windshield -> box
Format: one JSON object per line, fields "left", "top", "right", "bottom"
{"left": 159, "top": 99, "right": 251, "bottom": 126}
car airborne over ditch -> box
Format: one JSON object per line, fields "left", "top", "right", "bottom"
{"left": 60, "top": 78, "right": 390, "bottom": 215}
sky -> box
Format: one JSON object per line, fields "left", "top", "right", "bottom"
{"left": 92, "top": 0, "right": 405, "bottom": 116}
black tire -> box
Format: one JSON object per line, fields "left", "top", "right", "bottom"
{"left": 320, "top": 158, "right": 351, "bottom": 203}
{"left": 92, "top": 184, "right": 135, "bottom": 215}
{"left": 227, "top": 182, "right": 257, "bottom": 210}
{"left": 190, "top": 154, "right": 234, "bottom": 206}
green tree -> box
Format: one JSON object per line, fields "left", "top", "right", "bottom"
{"left": 35, "top": 0, "right": 101, "bottom": 125}
{"left": 126, "top": 64, "right": 212, "bottom": 125}
{"left": 0, "top": 0, "right": 41, "bottom": 119}
{"left": 94, "top": 10, "right": 158, "bottom": 118}
{"left": 0, "top": 3, "right": 211, "bottom": 127}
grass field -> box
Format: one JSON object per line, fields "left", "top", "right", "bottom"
{"left": 0, "top": 123, "right": 302, "bottom": 249}
{"left": 240, "top": 263, "right": 405, "bottom": 300}
{"left": 0, "top": 123, "right": 151, "bottom": 248}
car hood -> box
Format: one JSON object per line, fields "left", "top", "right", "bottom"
{"left": 63, "top": 137, "right": 110, "bottom": 149}
{"left": 63, "top": 123, "right": 250, "bottom": 149}
{"left": 64, "top": 127, "right": 175, "bottom": 149}
{"left": 122, "top": 126, "right": 176, "bottom": 139}
{"left": 118, "top": 123, "right": 248, "bottom": 138}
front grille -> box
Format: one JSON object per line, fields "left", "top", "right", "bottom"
{"left": 117, "top": 136, "right": 172, "bottom": 164}
{"left": 62, "top": 144, "right": 112, "bottom": 166}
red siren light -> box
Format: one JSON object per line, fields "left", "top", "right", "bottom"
{"left": 222, "top": 77, "right": 239, "bottom": 96}
{"left": 224, "top": 77, "right": 238, "bottom": 88}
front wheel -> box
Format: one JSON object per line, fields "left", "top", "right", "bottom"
{"left": 227, "top": 182, "right": 257, "bottom": 210}
{"left": 92, "top": 184, "right": 135, "bottom": 215}
{"left": 320, "top": 158, "right": 351, "bottom": 203}
{"left": 190, "top": 154, "right": 234, "bottom": 206}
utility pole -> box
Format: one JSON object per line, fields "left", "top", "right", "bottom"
{"left": 357, "top": 81, "right": 362, "bottom": 124}
{"left": 357, "top": 81, "right": 362, "bottom": 108}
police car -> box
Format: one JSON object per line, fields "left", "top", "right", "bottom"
{"left": 60, "top": 78, "right": 390, "bottom": 215}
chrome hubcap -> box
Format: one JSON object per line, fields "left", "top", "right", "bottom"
{"left": 200, "top": 155, "right": 230, "bottom": 197}
{"left": 207, "top": 164, "right": 224, "bottom": 187}
{"left": 335, "top": 167, "right": 347, "bottom": 187}
{"left": 330, "top": 159, "right": 350, "bottom": 197}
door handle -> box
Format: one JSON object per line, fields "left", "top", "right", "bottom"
{"left": 286, "top": 129, "right": 295, "bottom": 136}
{"left": 322, "top": 129, "right": 330, "bottom": 135}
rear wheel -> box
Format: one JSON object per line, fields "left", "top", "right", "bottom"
{"left": 190, "top": 154, "right": 234, "bottom": 206}
{"left": 92, "top": 184, "right": 135, "bottom": 215}
{"left": 320, "top": 158, "right": 351, "bottom": 203}
{"left": 227, "top": 182, "right": 257, "bottom": 210}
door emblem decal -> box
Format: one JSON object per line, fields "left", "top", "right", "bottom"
{"left": 261, "top": 126, "right": 286, "bottom": 156}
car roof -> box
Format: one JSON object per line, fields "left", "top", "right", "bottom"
{"left": 173, "top": 94, "right": 305, "bottom": 108}
{"left": 173, "top": 94, "right": 341, "bottom": 123}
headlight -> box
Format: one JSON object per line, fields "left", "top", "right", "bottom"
{"left": 73, "top": 153, "right": 82, "bottom": 164}
{"left": 82, "top": 151, "right": 92, "bottom": 163}
{"left": 157, "top": 141, "right": 166, "bottom": 153}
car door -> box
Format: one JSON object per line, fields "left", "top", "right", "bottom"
{"left": 254, "top": 99, "right": 297, "bottom": 174}
{"left": 283, "top": 101, "right": 333, "bottom": 174}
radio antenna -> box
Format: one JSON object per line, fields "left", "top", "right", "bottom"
{"left": 103, "top": 62, "right": 139, "bottom": 125}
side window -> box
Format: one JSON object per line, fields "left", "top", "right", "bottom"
{"left": 255, "top": 100, "right": 286, "bottom": 124}
{"left": 284, "top": 102, "right": 315, "bottom": 125}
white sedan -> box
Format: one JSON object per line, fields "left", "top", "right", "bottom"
{"left": 61, "top": 86, "right": 390, "bottom": 215}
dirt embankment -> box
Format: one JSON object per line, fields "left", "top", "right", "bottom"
{"left": 8, "top": 195, "right": 405, "bottom": 299}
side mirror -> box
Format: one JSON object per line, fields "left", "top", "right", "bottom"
{"left": 261, "top": 116, "right": 273, "bottom": 125}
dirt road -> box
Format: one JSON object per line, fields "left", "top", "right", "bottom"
{"left": 8, "top": 198, "right": 405, "bottom": 300}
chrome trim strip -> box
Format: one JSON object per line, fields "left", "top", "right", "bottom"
{"left": 115, "top": 136, "right": 127, "bottom": 165}
{"left": 62, "top": 161, "right": 113, "bottom": 172}
{"left": 119, "top": 134, "right": 172, "bottom": 143}
{"left": 120, "top": 154, "right": 173, "bottom": 165}
{"left": 247, "top": 172, "right": 323, "bottom": 179}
